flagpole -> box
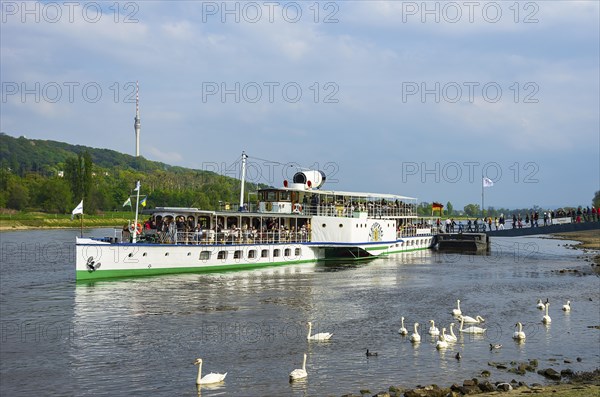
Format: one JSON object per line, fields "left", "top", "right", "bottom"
{"left": 80, "top": 205, "right": 83, "bottom": 237}
{"left": 481, "top": 173, "right": 485, "bottom": 220}
{"left": 133, "top": 181, "right": 140, "bottom": 243}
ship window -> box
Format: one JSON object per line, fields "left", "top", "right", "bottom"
{"left": 187, "top": 252, "right": 191, "bottom": 256}
{"left": 128, "top": 253, "right": 133, "bottom": 257}
{"left": 143, "top": 252, "right": 147, "bottom": 256}
{"left": 322, "top": 224, "right": 326, "bottom": 228}
{"left": 217, "top": 251, "right": 227, "bottom": 259}
{"left": 284, "top": 248, "right": 291, "bottom": 256}
{"left": 279, "top": 191, "right": 291, "bottom": 201}
{"left": 273, "top": 249, "right": 280, "bottom": 257}
{"left": 248, "top": 250, "right": 256, "bottom": 259}
{"left": 267, "top": 191, "right": 276, "bottom": 201}
{"left": 199, "top": 251, "right": 211, "bottom": 260}
{"left": 261, "top": 249, "right": 268, "bottom": 258}
{"left": 234, "top": 250, "right": 242, "bottom": 259}
{"left": 295, "top": 248, "right": 301, "bottom": 256}
{"left": 339, "top": 224, "right": 343, "bottom": 228}
{"left": 165, "top": 252, "right": 169, "bottom": 256}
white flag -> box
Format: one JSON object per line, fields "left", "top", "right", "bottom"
{"left": 483, "top": 177, "right": 494, "bottom": 188}
{"left": 71, "top": 200, "right": 83, "bottom": 219}
{"left": 134, "top": 181, "right": 141, "bottom": 191}
{"left": 123, "top": 197, "right": 132, "bottom": 207}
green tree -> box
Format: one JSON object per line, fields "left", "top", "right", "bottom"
{"left": 464, "top": 203, "right": 480, "bottom": 217}
{"left": 593, "top": 191, "right": 600, "bottom": 208}
{"left": 446, "top": 201, "right": 453, "bottom": 216}
{"left": 64, "top": 151, "right": 93, "bottom": 211}
{"left": 37, "top": 178, "right": 72, "bottom": 213}
{"left": 6, "top": 179, "right": 29, "bottom": 210}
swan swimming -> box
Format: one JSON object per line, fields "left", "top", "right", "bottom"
{"left": 410, "top": 322, "right": 421, "bottom": 343}
{"left": 193, "top": 358, "right": 227, "bottom": 385}
{"left": 458, "top": 315, "right": 485, "bottom": 324}
{"left": 542, "top": 302, "right": 551, "bottom": 324}
{"left": 307, "top": 321, "right": 333, "bottom": 341}
{"left": 513, "top": 322, "right": 526, "bottom": 340}
{"left": 562, "top": 300, "right": 571, "bottom": 312}
{"left": 289, "top": 353, "right": 308, "bottom": 381}
{"left": 459, "top": 317, "right": 486, "bottom": 334}
{"left": 428, "top": 320, "right": 440, "bottom": 336}
{"left": 536, "top": 299, "right": 545, "bottom": 309}
{"left": 444, "top": 323, "right": 458, "bottom": 342}
{"left": 452, "top": 299, "right": 462, "bottom": 316}
{"left": 436, "top": 328, "right": 449, "bottom": 349}
{"left": 398, "top": 316, "right": 408, "bottom": 335}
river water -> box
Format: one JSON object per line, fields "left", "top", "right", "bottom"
{"left": 1, "top": 229, "right": 599, "bottom": 396}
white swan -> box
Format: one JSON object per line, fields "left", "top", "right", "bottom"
{"left": 536, "top": 299, "right": 545, "bottom": 309}
{"left": 428, "top": 320, "right": 440, "bottom": 336}
{"left": 562, "top": 300, "right": 571, "bottom": 312}
{"left": 459, "top": 317, "right": 486, "bottom": 334}
{"left": 444, "top": 323, "right": 458, "bottom": 342}
{"left": 289, "top": 353, "right": 307, "bottom": 381}
{"left": 398, "top": 316, "right": 408, "bottom": 335}
{"left": 307, "top": 321, "right": 333, "bottom": 341}
{"left": 452, "top": 299, "right": 462, "bottom": 316}
{"left": 542, "top": 302, "right": 551, "bottom": 324}
{"left": 410, "top": 322, "right": 421, "bottom": 343}
{"left": 513, "top": 322, "right": 526, "bottom": 340}
{"left": 436, "top": 328, "right": 449, "bottom": 349}
{"left": 193, "top": 358, "right": 227, "bottom": 385}
{"left": 458, "top": 314, "right": 485, "bottom": 324}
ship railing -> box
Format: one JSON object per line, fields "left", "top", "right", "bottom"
{"left": 133, "top": 229, "right": 312, "bottom": 245}
{"left": 298, "top": 204, "right": 416, "bottom": 218}
{"left": 397, "top": 227, "right": 437, "bottom": 238}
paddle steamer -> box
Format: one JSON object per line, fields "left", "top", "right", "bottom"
{"left": 76, "top": 154, "right": 435, "bottom": 280}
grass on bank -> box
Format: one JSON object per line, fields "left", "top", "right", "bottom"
{"left": 0, "top": 210, "right": 136, "bottom": 229}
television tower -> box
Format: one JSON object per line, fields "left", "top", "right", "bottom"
{"left": 134, "top": 81, "right": 141, "bottom": 157}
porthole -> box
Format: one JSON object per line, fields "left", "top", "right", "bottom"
{"left": 339, "top": 224, "right": 343, "bottom": 228}
{"left": 128, "top": 253, "right": 133, "bottom": 257}
{"left": 165, "top": 252, "right": 169, "bottom": 256}
{"left": 187, "top": 252, "right": 191, "bottom": 256}
{"left": 322, "top": 224, "right": 326, "bottom": 228}
{"left": 142, "top": 252, "right": 147, "bottom": 257}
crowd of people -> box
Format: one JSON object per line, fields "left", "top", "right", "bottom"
{"left": 436, "top": 205, "right": 598, "bottom": 233}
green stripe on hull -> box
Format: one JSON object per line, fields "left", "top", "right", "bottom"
{"left": 76, "top": 258, "right": 317, "bottom": 282}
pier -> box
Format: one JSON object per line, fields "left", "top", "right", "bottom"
{"left": 485, "top": 221, "right": 599, "bottom": 237}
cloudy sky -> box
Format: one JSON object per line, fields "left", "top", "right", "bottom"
{"left": 2, "top": 1, "right": 598, "bottom": 209}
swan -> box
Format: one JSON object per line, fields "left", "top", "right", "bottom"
{"left": 562, "top": 300, "right": 571, "bottom": 312}
{"left": 193, "top": 358, "right": 227, "bottom": 385}
{"left": 542, "top": 302, "right": 551, "bottom": 324}
{"left": 458, "top": 315, "right": 485, "bottom": 324}
{"left": 428, "top": 320, "right": 440, "bottom": 336}
{"left": 513, "top": 322, "right": 526, "bottom": 340}
{"left": 459, "top": 317, "right": 486, "bottom": 334}
{"left": 536, "top": 299, "right": 545, "bottom": 309}
{"left": 289, "top": 353, "right": 307, "bottom": 381}
{"left": 410, "top": 322, "right": 421, "bottom": 343}
{"left": 489, "top": 343, "right": 502, "bottom": 350}
{"left": 307, "top": 321, "right": 333, "bottom": 341}
{"left": 436, "top": 328, "right": 448, "bottom": 349}
{"left": 452, "top": 299, "right": 462, "bottom": 316}
{"left": 444, "top": 323, "right": 457, "bottom": 342}
{"left": 398, "top": 316, "right": 408, "bottom": 335}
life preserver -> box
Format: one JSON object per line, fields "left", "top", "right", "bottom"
{"left": 293, "top": 203, "right": 302, "bottom": 213}
{"left": 129, "top": 222, "right": 142, "bottom": 235}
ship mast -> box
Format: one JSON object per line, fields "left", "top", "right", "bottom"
{"left": 134, "top": 81, "right": 141, "bottom": 157}
{"left": 239, "top": 152, "right": 247, "bottom": 211}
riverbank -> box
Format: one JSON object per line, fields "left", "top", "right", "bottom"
{"left": 549, "top": 229, "right": 600, "bottom": 266}
{"left": 340, "top": 369, "right": 600, "bottom": 397}
{"left": 0, "top": 210, "right": 131, "bottom": 231}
